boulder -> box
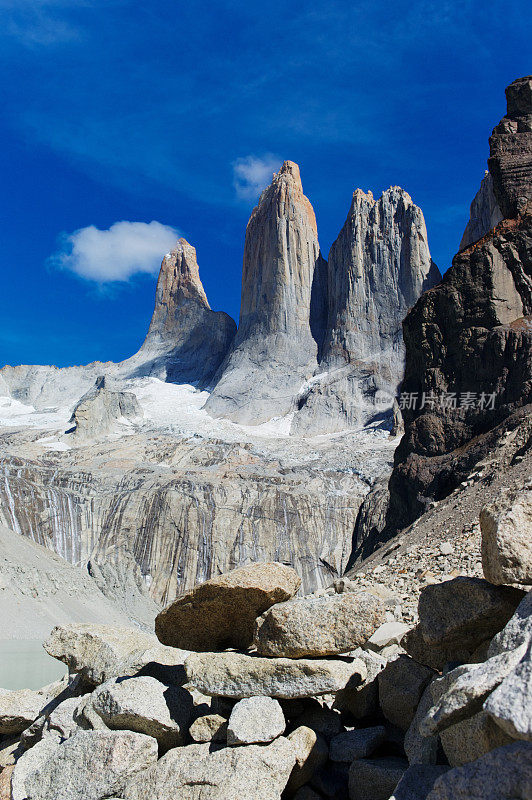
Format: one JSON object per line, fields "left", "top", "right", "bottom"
{"left": 254, "top": 591, "right": 386, "bottom": 658}
{"left": 294, "top": 704, "right": 343, "bottom": 740}
{"left": 484, "top": 643, "right": 532, "bottom": 740}
{"left": 0, "top": 688, "right": 54, "bottom": 736}
{"left": 378, "top": 656, "right": 435, "bottom": 731}
{"left": 11, "top": 736, "right": 67, "bottom": 800}
{"left": 155, "top": 562, "right": 300, "bottom": 651}
{"left": 286, "top": 725, "right": 329, "bottom": 792}
{"left": 404, "top": 683, "right": 439, "bottom": 765}
{"left": 391, "top": 765, "right": 450, "bottom": 800}
{"left": 226, "top": 696, "right": 285, "bottom": 745}
{"left": 425, "top": 742, "right": 532, "bottom": 799}
{"left": 480, "top": 485, "right": 532, "bottom": 585}
{"left": 184, "top": 651, "right": 367, "bottom": 699}
{"left": 91, "top": 676, "right": 194, "bottom": 750}
{"left": 330, "top": 726, "right": 387, "bottom": 762}
{"left": 21, "top": 696, "right": 83, "bottom": 748}
{"left": 43, "top": 624, "right": 190, "bottom": 686}
{"left": 416, "top": 577, "right": 524, "bottom": 656}
{"left": 334, "top": 649, "right": 386, "bottom": 719}
{"left": 12, "top": 730, "right": 158, "bottom": 800}
{"left": 123, "top": 736, "right": 296, "bottom": 800}
{"left": 402, "top": 624, "right": 487, "bottom": 672}
{"left": 420, "top": 644, "right": 527, "bottom": 735}
{"left": 367, "top": 622, "right": 410, "bottom": 651}
{"left": 348, "top": 757, "right": 408, "bottom": 800}
{"left": 188, "top": 713, "right": 228, "bottom": 743}
{"left": 488, "top": 589, "right": 532, "bottom": 657}
{"left": 440, "top": 710, "right": 514, "bottom": 766}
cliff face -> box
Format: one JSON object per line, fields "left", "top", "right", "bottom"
{"left": 460, "top": 171, "right": 503, "bottom": 250}
{"left": 385, "top": 76, "right": 532, "bottom": 537}
{"left": 205, "top": 162, "right": 327, "bottom": 425}
{"left": 130, "top": 238, "right": 237, "bottom": 386}
{"left": 291, "top": 187, "right": 441, "bottom": 435}
{"left": 489, "top": 75, "right": 532, "bottom": 218}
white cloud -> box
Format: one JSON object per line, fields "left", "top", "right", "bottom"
{"left": 232, "top": 154, "right": 281, "bottom": 201}
{"left": 53, "top": 220, "right": 179, "bottom": 282}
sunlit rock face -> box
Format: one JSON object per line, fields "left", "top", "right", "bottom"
{"left": 205, "top": 161, "right": 328, "bottom": 426}
{"left": 460, "top": 171, "right": 503, "bottom": 250}
{"left": 291, "top": 187, "right": 441, "bottom": 435}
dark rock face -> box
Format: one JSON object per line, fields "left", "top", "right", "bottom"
{"left": 383, "top": 77, "right": 532, "bottom": 536}
{"left": 386, "top": 216, "right": 532, "bottom": 533}
{"left": 129, "top": 238, "right": 236, "bottom": 387}
{"left": 488, "top": 75, "right": 532, "bottom": 219}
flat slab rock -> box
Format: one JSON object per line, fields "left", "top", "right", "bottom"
{"left": 155, "top": 562, "right": 301, "bottom": 651}
{"left": 185, "top": 651, "right": 367, "bottom": 699}
{"left": 43, "top": 623, "right": 190, "bottom": 685}
{"left": 123, "top": 736, "right": 296, "bottom": 800}
{"left": 0, "top": 688, "right": 53, "bottom": 736}
{"left": 253, "top": 591, "right": 386, "bottom": 657}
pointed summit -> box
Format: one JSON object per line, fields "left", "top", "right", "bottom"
{"left": 127, "top": 239, "right": 236, "bottom": 386}
{"left": 292, "top": 186, "right": 441, "bottom": 435}
{"left": 205, "top": 161, "right": 327, "bottom": 425}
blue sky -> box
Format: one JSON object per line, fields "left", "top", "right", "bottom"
{"left": 1, "top": 0, "right": 531, "bottom": 367}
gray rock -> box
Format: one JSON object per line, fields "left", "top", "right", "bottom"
{"left": 420, "top": 644, "right": 527, "bottom": 735}
{"left": 0, "top": 688, "right": 54, "bottom": 736}
{"left": 130, "top": 238, "right": 236, "bottom": 387}
{"left": 459, "top": 171, "right": 503, "bottom": 250}
{"left": 254, "top": 591, "right": 386, "bottom": 658}
{"left": 334, "top": 648, "right": 387, "bottom": 719}
{"left": 378, "top": 656, "right": 435, "bottom": 731}
{"left": 206, "top": 161, "right": 326, "bottom": 425}
{"left": 480, "top": 484, "right": 532, "bottom": 586}
{"left": 417, "top": 577, "right": 524, "bottom": 656}
{"left": 488, "top": 589, "right": 532, "bottom": 657}
{"left": 21, "top": 696, "right": 83, "bottom": 748}
{"left": 484, "top": 642, "right": 532, "bottom": 740}
{"left": 91, "top": 676, "right": 194, "bottom": 750}
{"left": 155, "top": 562, "right": 300, "bottom": 652}
{"left": 391, "top": 765, "right": 450, "bottom": 800}
{"left": 330, "top": 726, "right": 387, "bottom": 762}
{"left": 404, "top": 683, "right": 439, "bottom": 765}
{"left": 189, "top": 713, "right": 228, "bottom": 743}
{"left": 70, "top": 377, "right": 142, "bottom": 440}
{"left": 440, "top": 710, "right": 514, "bottom": 766}
{"left": 367, "top": 622, "right": 410, "bottom": 651}
{"left": 286, "top": 725, "right": 329, "bottom": 792}
{"left": 43, "top": 623, "right": 190, "bottom": 686}
{"left": 294, "top": 705, "right": 343, "bottom": 740}
{"left": 123, "top": 736, "right": 296, "bottom": 800}
{"left": 227, "top": 696, "right": 285, "bottom": 745}
{"left": 348, "top": 756, "right": 408, "bottom": 800}
{"left": 292, "top": 186, "right": 441, "bottom": 435}
{"left": 11, "top": 735, "right": 64, "bottom": 800}
{"left": 12, "top": 730, "right": 158, "bottom": 800}
{"left": 184, "top": 651, "right": 367, "bottom": 699}
{"left": 425, "top": 742, "right": 532, "bottom": 799}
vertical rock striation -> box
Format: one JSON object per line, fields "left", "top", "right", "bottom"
{"left": 460, "top": 172, "right": 503, "bottom": 250}
{"left": 127, "top": 238, "right": 237, "bottom": 386}
{"left": 385, "top": 76, "right": 532, "bottom": 537}
{"left": 205, "top": 161, "right": 327, "bottom": 425}
{"left": 291, "top": 188, "right": 440, "bottom": 435}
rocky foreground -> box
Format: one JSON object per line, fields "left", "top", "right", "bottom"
{"left": 0, "top": 487, "right": 530, "bottom": 800}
